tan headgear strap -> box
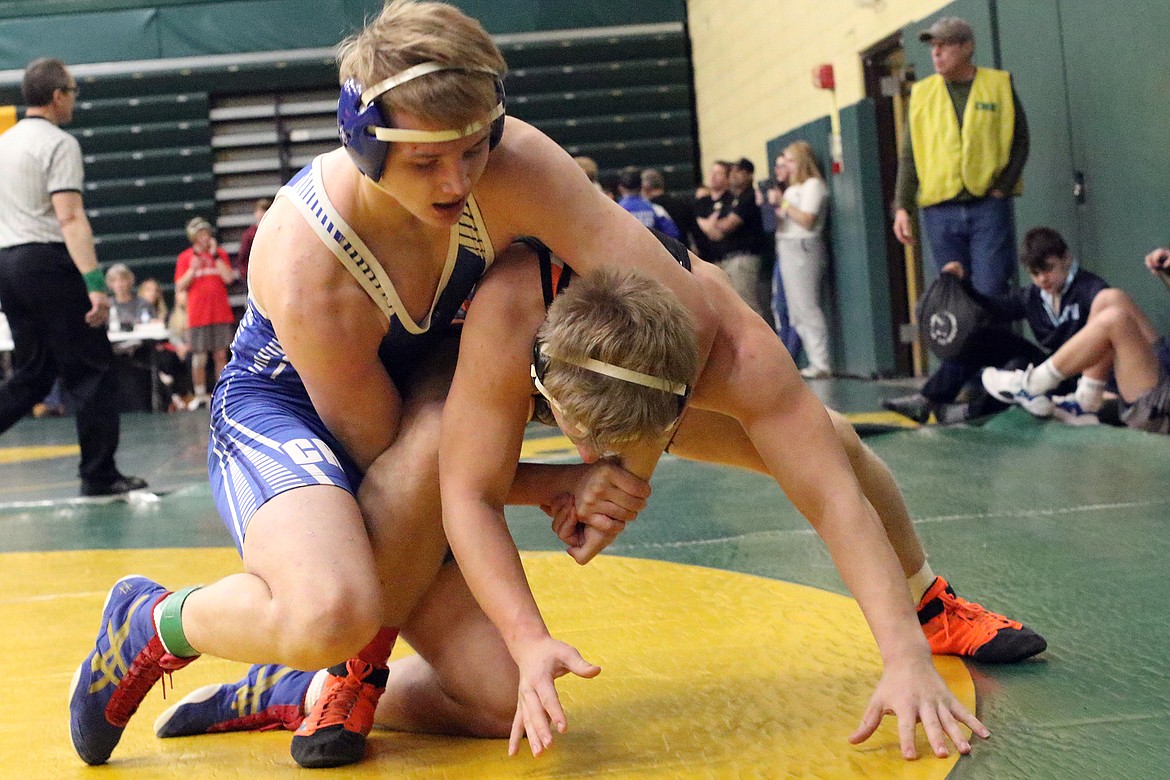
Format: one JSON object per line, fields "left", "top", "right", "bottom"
{"left": 361, "top": 61, "right": 504, "bottom": 144}
{"left": 542, "top": 344, "right": 688, "bottom": 396}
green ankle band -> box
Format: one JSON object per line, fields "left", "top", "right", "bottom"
{"left": 158, "top": 586, "right": 201, "bottom": 658}
{"left": 82, "top": 268, "right": 105, "bottom": 293}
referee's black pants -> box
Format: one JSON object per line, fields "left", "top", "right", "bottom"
{"left": 0, "top": 243, "right": 122, "bottom": 483}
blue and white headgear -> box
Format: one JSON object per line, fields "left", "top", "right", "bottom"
{"left": 337, "top": 61, "right": 506, "bottom": 180}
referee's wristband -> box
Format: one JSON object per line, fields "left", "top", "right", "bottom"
{"left": 82, "top": 267, "right": 105, "bottom": 293}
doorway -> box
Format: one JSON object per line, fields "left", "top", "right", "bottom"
{"left": 861, "top": 33, "right": 920, "bottom": 377}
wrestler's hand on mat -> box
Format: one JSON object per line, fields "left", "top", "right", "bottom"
{"left": 848, "top": 653, "right": 989, "bottom": 759}
{"left": 509, "top": 636, "right": 601, "bottom": 757}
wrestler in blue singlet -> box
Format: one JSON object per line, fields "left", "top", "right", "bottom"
{"left": 208, "top": 156, "right": 494, "bottom": 551}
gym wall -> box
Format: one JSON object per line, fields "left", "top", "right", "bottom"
{"left": 0, "top": 0, "right": 687, "bottom": 69}
{"left": 687, "top": 0, "right": 949, "bottom": 179}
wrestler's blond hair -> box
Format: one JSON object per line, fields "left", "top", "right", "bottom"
{"left": 538, "top": 269, "right": 697, "bottom": 453}
{"left": 337, "top": 0, "right": 506, "bottom": 132}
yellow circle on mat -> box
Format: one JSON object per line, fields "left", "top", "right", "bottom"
{"left": 5, "top": 549, "right": 973, "bottom": 778}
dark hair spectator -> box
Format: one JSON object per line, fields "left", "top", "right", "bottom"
{"left": 618, "top": 166, "right": 642, "bottom": 193}
{"left": 1020, "top": 226, "right": 1069, "bottom": 272}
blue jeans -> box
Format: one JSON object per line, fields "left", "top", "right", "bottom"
{"left": 920, "top": 196, "right": 1016, "bottom": 297}
{"left": 921, "top": 196, "right": 1018, "bottom": 403}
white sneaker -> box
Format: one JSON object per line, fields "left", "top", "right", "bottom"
{"left": 981, "top": 366, "right": 1054, "bottom": 417}
{"left": 1051, "top": 394, "right": 1100, "bottom": 426}
{"left": 799, "top": 366, "right": 831, "bottom": 379}
{"left": 187, "top": 394, "right": 210, "bottom": 411}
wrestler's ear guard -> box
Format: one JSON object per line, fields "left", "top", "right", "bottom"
{"left": 338, "top": 78, "right": 388, "bottom": 180}
{"left": 338, "top": 72, "right": 507, "bottom": 181}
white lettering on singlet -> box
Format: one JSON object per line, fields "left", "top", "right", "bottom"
{"left": 281, "top": 438, "right": 342, "bottom": 468}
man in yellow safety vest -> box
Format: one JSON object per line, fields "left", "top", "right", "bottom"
{"left": 884, "top": 16, "right": 1030, "bottom": 425}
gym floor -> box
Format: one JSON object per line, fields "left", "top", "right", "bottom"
{"left": 1, "top": 377, "right": 1167, "bottom": 778}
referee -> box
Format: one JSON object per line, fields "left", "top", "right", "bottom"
{"left": 0, "top": 58, "right": 146, "bottom": 496}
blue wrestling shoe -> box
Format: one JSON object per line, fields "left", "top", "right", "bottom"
{"left": 1051, "top": 394, "right": 1101, "bottom": 426}
{"left": 155, "top": 664, "right": 312, "bottom": 737}
{"left": 68, "top": 575, "right": 196, "bottom": 765}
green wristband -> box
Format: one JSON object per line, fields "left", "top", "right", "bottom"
{"left": 158, "top": 586, "right": 201, "bottom": 658}
{"left": 82, "top": 267, "right": 105, "bottom": 293}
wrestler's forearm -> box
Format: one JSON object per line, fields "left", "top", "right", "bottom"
{"left": 508, "top": 462, "right": 588, "bottom": 505}
{"left": 442, "top": 497, "right": 549, "bottom": 651}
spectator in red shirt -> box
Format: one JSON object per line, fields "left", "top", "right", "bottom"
{"left": 175, "top": 217, "right": 234, "bottom": 410}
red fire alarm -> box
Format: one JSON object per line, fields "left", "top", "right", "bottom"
{"left": 812, "top": 63, "right": 835, "bottom": 90}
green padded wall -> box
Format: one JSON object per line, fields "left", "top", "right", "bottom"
{"left": 1036, "top": 0, "right": 1170, "bottom": 333}
{"left": 0, "top": 0, "right": 686, "bottom": 69}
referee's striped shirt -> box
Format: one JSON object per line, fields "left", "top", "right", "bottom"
{"left": 0, "top": 117, "right": 85, "bottom": 248}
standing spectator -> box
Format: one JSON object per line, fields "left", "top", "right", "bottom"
{"left": 642, "top": 168, "right": 697, "bottom": 250}
{"left": 774, "top": 142, "right": 832, "bottom": 378}
{"left": 886, "top": 16, "right": 1029, "bottom": 418}
{"left": 767, "top": 153, "right": 801, "bottom": 359}
{"left": 233, "top": 197, "right": 271, "bottom": 291}
{"left": 616, "top": 167, "right": 680, "bottom": 239}
{"left": 893, "top": 17, "right": 1028, "bottom": 291}
{"left": 697, "top": 158, "right": 767, "bottom": 318}
{"left": 0, "top": 58, "right": 146, "bottom": 496}
{"left": 229, "top": 198, "right": 270, "bottom": 323}
{"left": 175, "top": 216, "right": 234, "bottom": 410}
{"left": 692, "top": 160, "right": 731, "bottom": 262}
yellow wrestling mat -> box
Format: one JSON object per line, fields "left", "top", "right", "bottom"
{"left": 3, "top": 549, "right": 973, "bottom": 778}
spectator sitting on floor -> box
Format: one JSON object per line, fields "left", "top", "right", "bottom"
{"left": 886, "top": 226, "right": 1109, "bottom": 424}
{"left": 982, "top": 280, "right": 1169, "bottom": 433}
{"left": 616, "top": 166, "right": 681, "bottom": 239}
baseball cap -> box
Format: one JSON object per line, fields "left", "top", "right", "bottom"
{"left": 733, "top": 157, "right": 755, "bottom": 175}
{"left": 918, "top": 17, "right": 974, "bottom": 44}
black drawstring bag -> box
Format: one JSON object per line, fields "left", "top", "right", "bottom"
{"left": 916, "top": 273, "right": 991, "bottom": 361}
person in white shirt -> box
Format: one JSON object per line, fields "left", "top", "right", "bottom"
{"left": 772, "top": 141, "right": 831, "bottom": 378}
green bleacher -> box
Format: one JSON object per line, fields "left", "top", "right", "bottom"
{"left": 0, "top": 23, "right": 697, "bottom": 295}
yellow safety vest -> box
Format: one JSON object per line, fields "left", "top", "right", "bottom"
{"left": 0, "top": 105, "right": 17, "bottom": 135}
{"left": 909, "top": 68, "right": 1018, "bottom": 207}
